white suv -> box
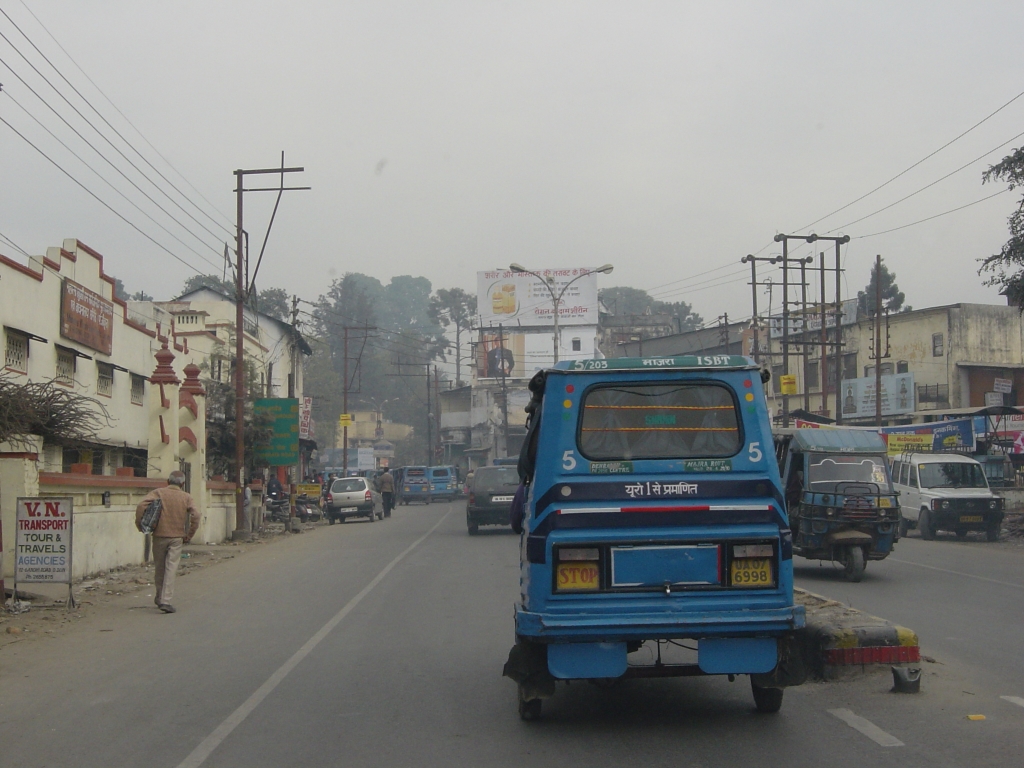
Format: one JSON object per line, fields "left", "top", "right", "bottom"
{"left": 890, "top": 453, "right": 1004, "bottom": 541}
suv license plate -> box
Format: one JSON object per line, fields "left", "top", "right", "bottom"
{"left": 491, "top": 495, "right": 514, "bottom": 502}
{"left": 959, "top": 515, "right": 983, "bottom": 523}
{"left": 730, "top": 558, "right": 773, "bottom": 587}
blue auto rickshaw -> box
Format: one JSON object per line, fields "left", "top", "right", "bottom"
{"left": 428, "top": 466, "right": 457, "bottom": 502}
{"left": 504, "top": 356, "right": 805, "bottom": 719}
{"left": 400, "top": 466, "right": 431, "bottom": 504}
{"left": 774, "top": 428, "right": 899, "bottom": 582}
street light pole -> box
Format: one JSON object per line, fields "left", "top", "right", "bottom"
{"left": 508, "top": 263, "right": 614, "bottom": 364}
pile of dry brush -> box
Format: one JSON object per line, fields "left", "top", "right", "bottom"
{"left": 0, "top": 375, "right": 110, "bottom": 447}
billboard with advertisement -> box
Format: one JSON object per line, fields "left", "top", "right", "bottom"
{"left": 477, "top": 269, "right": 598, "bottom": 327}
{"left": 840, "top": 373, "right": 915, "bottom": 418}
{"left": 880, "top": 418, "right": 975, "bottom": 453}
{"left": 475, "top": 330, "right": 596, "bottom": 379}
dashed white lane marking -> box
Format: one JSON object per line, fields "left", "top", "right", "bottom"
{"left": 1000, "top": 695, "right": 1024, "bottom": 708}
{"left": 174, "top": 509, "right": 453, "bottom": 768}
{"left": 828, "top": 708, "right": 905, "bottom": 747}
{"left": 888, "top": 558, "right": 1024, "bottom": 589}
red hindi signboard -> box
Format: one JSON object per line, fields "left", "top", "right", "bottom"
{"left": 61, "top": 279, "right": 114, "bottom": 355}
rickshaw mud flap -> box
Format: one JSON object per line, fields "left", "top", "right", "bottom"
{"left": 750, "top": 632, "right": 809, "bottom": 689}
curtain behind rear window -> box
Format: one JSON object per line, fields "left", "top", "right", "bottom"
{"left": 579, "top": 383, "right": 741, "bottom": 460}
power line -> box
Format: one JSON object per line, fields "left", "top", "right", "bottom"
{"left": 799, "top": 87, "right": 1024, "bottom": 231}
{"left": 2, "top": 89, "right": 223, "bottom": 267}
{"left": 856, "top": 187, "right": 1011, "bottom": 239}
{"left": 827, "top": 127, "right": 1024, "bottom": 233}
{"left": 0, "top": 113, "right": 207, "bottom": 275}
{"left": 0, "top": 24, "right": 229, "bottom": 249}
{"left": 2, "top": 4, "right": 234, "bottom": 236}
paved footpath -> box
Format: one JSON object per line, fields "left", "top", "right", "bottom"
{"left": 1, "top": 503, "right": 1022, "bottom": 767}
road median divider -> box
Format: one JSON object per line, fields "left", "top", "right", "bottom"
{"left": 794, "top": 587, "right": 920, "bottom": 681}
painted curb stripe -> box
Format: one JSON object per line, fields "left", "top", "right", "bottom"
{"left": 1000, "top": 696, "right": 1024, "bottom": 708}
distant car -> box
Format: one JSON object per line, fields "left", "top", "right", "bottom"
{"left": 326, "top": 477, "right": 383, "bottom": 523}
{"left": 466, "top": 465, "right": 520, "bottom": 534}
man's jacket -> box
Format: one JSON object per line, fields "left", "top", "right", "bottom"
{"left": 377, "top": 472, "right": 395, "bottom": 493}
{"left": 136, "top": 486, "right": 200, "bottom": 539}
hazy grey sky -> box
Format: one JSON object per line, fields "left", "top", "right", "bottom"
{"left": 1, "top": 1, "right": 1022, "bottom": 324}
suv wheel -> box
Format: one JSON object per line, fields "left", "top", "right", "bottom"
{"left": 898, "top": 516, "right": 909, "bottom": 538}
{"left": 919, "top": 509, "right": 935, "bottom": 540}
{"left": 986, "top": 524, "right": 1000, "bottom": 542}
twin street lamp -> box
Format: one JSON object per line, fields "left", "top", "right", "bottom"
{"left": 508, "top": 263, "right": 613, "bottom": 363}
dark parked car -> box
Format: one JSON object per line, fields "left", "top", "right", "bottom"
{"left": 466, "top": 466, "right": 519, "bottom": 534}
{"left": 326, "top": 477, "right": 383, "bottom": 523}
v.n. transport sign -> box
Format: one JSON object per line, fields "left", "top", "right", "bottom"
{"left": 16, "top": 497, "right": 73, "bottom": 583}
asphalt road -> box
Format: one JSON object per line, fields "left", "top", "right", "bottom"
{"left": 1, "top": 502, "right": 1022, "bottom": 767}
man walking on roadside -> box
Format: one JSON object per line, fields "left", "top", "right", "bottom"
{"left": 135, "top": 470, "right": 200, "bottom": 614}
{"left": 378, "top": 467, "right": 395, "bottom": 518}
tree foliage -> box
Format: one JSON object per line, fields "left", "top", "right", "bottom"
{"left": 303, "top": 273, "right": 448, "bottom": 464}
{"left": 203, "top": 356, "right": 274, "bottom": 480}
{"left": 980, "top": 147, "right": 1024, "bottom": 306}
{"left": 857, "top": 259, "right": 910, "bottom": 317}
{"left": 429, "top": 287, "right": 477, "bottom": 386}
{"left": 598, "top": 286, "right": 703, "bottom": 332}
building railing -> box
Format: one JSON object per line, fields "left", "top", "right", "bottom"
{"left": 917, "top": 383, "right": 949, "bottom": 404}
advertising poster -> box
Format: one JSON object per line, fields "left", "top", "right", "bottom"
{"left": 299, "top": 396, "right": 313, "bottom": 440}
{"left": 477, "top": 269, "right": 598, "bottom": 327}
{"left": 840, "top": 373, "right": 915, "bottom": 418}
{"left": 880, "top": 418, "right": 975, "bottom": 453}
{"left": 16, "top": 497, "right": 73, "bottom": 584}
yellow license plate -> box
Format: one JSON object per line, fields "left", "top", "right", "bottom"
{"left": 959, "top": 515, "right": 983, "bottom": 523}
{"left": 879, "top": 497, "right": 892, "bottom": 508}
{"left": 556, "top": 562, "right": 600, "bottom": 591}
{"left": 730, "top": 558, "right": 773, "bottom": 587}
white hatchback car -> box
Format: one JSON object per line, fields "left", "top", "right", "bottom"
{"left": 890, "top": 453, "right": 1003, "bottom": 541}
{"left": 326, "top": 477, "right": 383, "bottom": 524}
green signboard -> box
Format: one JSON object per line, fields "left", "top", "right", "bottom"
{"left": 255, "top": 398, "right": 300, "bottom": 466}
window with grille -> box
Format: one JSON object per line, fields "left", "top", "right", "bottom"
{"left": 56, "top": 349, "right": 75, "bottom": 385}
{"left": 5, "top": 330, "right": 28, "bottom": 372}
{"left": 807, "top": 361, "right": 820, "bottom": 391}
{"left": 97, "top": 363, "right": 114, "bottom": 396}
{"left": 897, "top": 360, "right": 909, "bottom": 374}
{"left": 932, "top": 333, "right": 944, "bottom": 357}
{"left": 131, "top": 374, "right": 145, "bottom": 405}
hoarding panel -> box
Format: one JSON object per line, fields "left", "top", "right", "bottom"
{"left": 477, "top": 269, "right": 598, "bottom": 327}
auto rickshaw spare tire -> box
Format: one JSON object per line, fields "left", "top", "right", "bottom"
{"left": 518, "top": 694, "right": 542, "bottom": 721}
{"left": 751, "top": 680, "right": 784, "bottom": 713}
{"left": 918, "top": 509, "right": 935, "bottom": 540}
{"left": 843, "top": 546, "right": 866, "bottom": 582}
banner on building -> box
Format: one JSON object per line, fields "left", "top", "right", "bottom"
{"left": 16, "top": 497, "right": 73, "bottom": 584}
{"left": 476, "top": 330, "right": 596, "bottom": 379}
{"left": 840, "top": 373, "right": 915, "bottom": 418}
{"left": 880, "top": 418, "right": 975, "bottom": 453}
{"left": 61, "top": 279, "right": 114, "bottom": 354}
{"left": 477, "top": 268, "right": 598, "bottom": 327}
{"left": 357, "top": 447, "right": 375, "bottom": 471}
{"left": 255, "top": 398, "right": 300, "bottom": 465}
{"left": 299, "top": 397, "right": 313, "bottom": 440}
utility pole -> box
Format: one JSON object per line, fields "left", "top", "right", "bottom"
{"left": 741, "top": 254, "right": 779, "bottom": 364}
{"left": 342, "top": 326, "right": 349, "bottom": 475}
{"left": 498, "top": 323, "right": 510, "bottom": 457}
{"left": 434, "top": 366, "right": 441, "bottom": 465}
{"left": 425, "top": 364, "right": 433, "bottom": 465}
{"left": 819, "top": 253, "right": 828, "bottom": 418}
{"left": 800, "top": 259, "right": 810, "bottom": 413}
{"left": 871, "top": 254, "right": 891, "bottom": 427}
{"left": 718, "top": 313, "right": 730, "bottom": 352}
{"left": 231, "top": 155, "right": 308, "bottom": 540}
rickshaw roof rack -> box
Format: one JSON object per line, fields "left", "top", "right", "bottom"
{"left": 552, "top": 355, "right": 759, "bottom": 373}
{"left": 895, "top": 446, "right": 978, "bottom": 461}
{"left": 789, "top": 428, "right": 886, "bottom": 454}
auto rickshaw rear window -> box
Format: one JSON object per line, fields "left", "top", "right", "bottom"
{"left": 578, "top": 383, "right": 741, "bottom": 460}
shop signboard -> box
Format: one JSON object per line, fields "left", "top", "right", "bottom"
{"left": 255, "top": 398, "right": 300, "bottom": 465}
{"left": 16, "top": 497, "right": 73, "bottom": 585}
{"left": 61, "top": 279, "right": 114, "bottom": 354}
{"left": 880, "top": 418, "right": 975, "bottom": 453}
{"left": 299, "top": 397, "right": 313, "bottom": 440}
{"left": 477, "top": 268, "right": 598, "bottom": 327}
{"left": 839, "top": 373, "right": 915, "bottom": 418}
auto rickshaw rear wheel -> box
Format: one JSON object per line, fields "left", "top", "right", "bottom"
{"left": 955, "top": 529, "right": 968, "bottom": 539}
{"left": 843, "top": 546, "right": 865, "bottom": 582}
{"left": 898, "top": 517, "right": 909, "bottom": 538}
{"left": 751, "top": 680, "right": 784, "bottom": 713}
{"left": 518, "top": 688, "right": 543, "bottom": 721}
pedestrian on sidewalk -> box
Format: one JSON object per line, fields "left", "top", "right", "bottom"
{"left": 135, "top": 471, "right": 200, "bottom": 614}
{"left": 378, "top": 468, "right": 395, "bottom": 517}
